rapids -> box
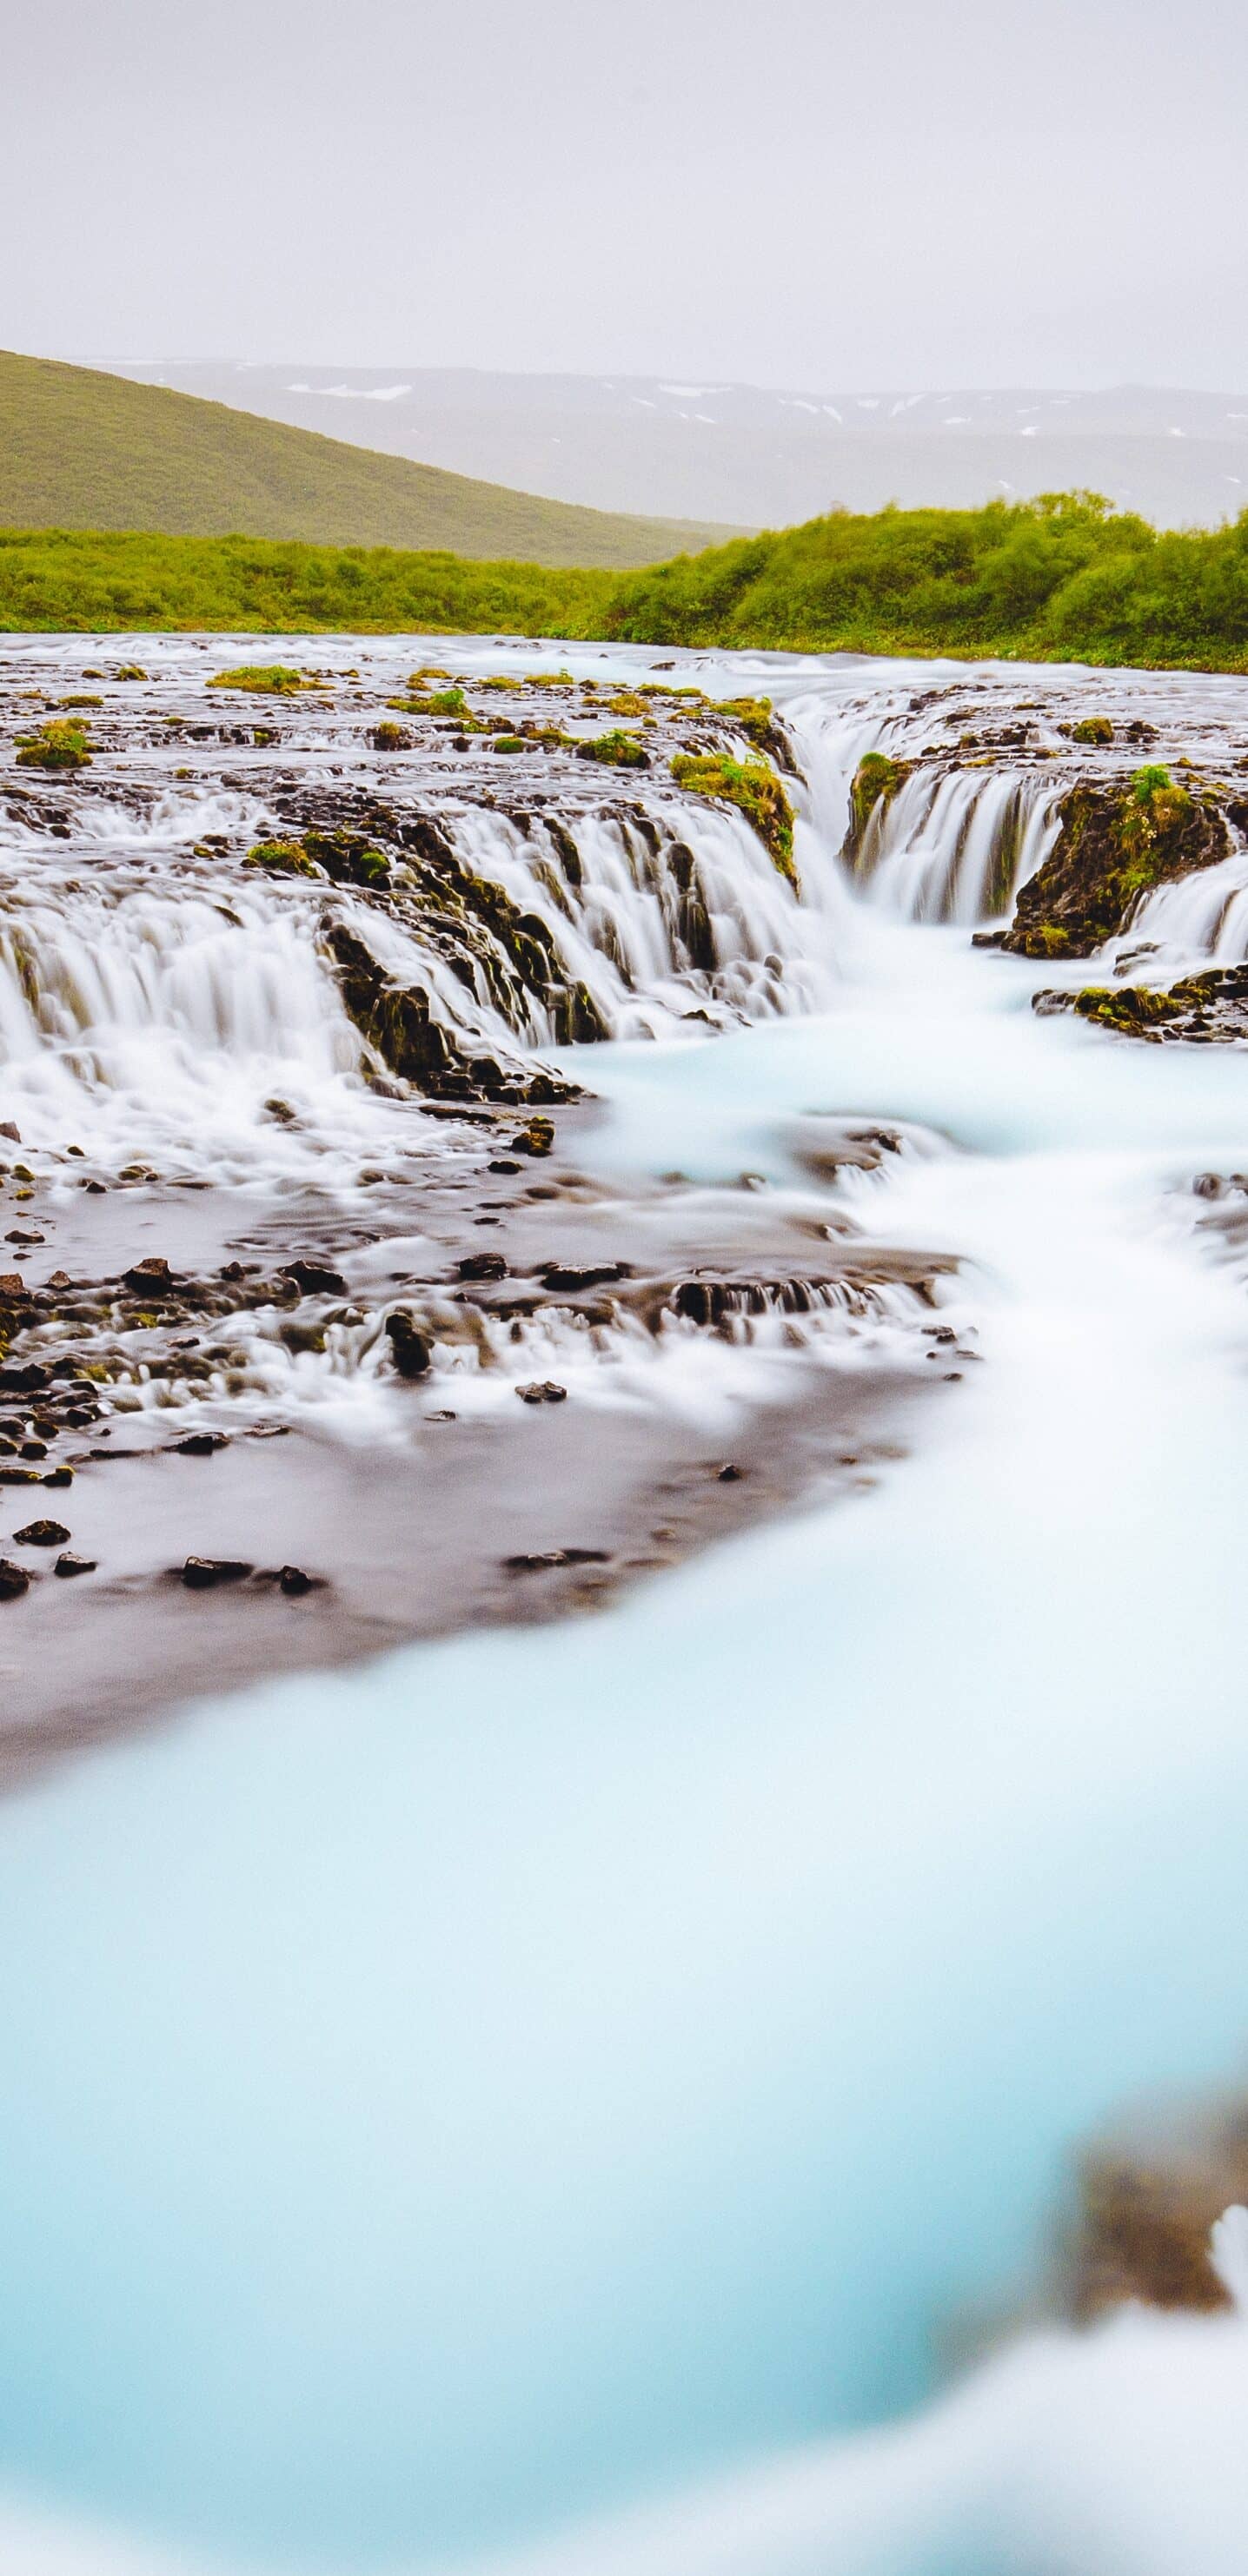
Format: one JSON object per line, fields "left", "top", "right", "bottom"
{"left": 3, "top": 640, "right": 1248, "bottom": 2575}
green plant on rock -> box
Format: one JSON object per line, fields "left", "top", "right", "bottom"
{"left": 670, "top": 752, "right": 796, "bottom": 884}
{"left": 207, "top": 664, "right": 312, "bottom": 695}
{"left": 849, "top": 751, "right": 910, "bottom": 843}
{"left": 712, "top": 695, "right": 775, "bottom": 747}
{"left": 15, "top": 717, "right": 92, "bottom": 769}
{"left": 244, "top": 839, "right": 322, "bottom": 877}
{"left": 114, "top": 663, "right": 148, "bottom": 682}
{"left": 371, "top": 720, "right": 410, "bottom": 750}
{"left": 575, "top": 730, "right": 649, "bottom": 769}
{"left": 1071, "top": 714, "right": 1114, "bottom": 745}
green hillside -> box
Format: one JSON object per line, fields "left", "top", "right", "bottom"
{"left": 0, "top": 351, "right": 733, "bottom": 568}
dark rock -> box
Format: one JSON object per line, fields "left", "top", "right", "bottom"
{"left": 1193, "top": 1172, "right": 1225, "bottom": 1197}
{"left": 488, "top": 1158, "right": 522, "bottom": 1175}
{"left": 717, "top": 1463, "right": 743, "bottom": 1482}
{"left": 54, "top": 1553, "right": 96, "bottom": 1577}
{"left": 175, "top": 1433, "right": 227, "bottom": 1455}
{"left": 181, "top": 1556, "right": 252, "bottom": 1588}
{"left": 457, "top": 1252, "right": 508, "bottom": 1281}
{"left": 1035, "top": 964, "right": 1248, "bottom": 1043}
{"left": 41, "top": 1467, "right": 73, "bottom": 1487}
{"left": 278, "top": 1564, "right": 313, "bottom": 1596}
{"left": 14, "top": 1519, "right": 70, "bottom": 1546}
{"left": 540, "top": 1262, "right": 631, "bottom": 1292}
{"left": 0, "top": 1560, "right": 30, "bottom": 1600}
{"left": 5, "top": 1228, "right": 43, "bottom": 1246}
{"left": 0, "top": 1121, "right": 21, "bottom": 1142}
{"left": 503, "top": 1547, "right": 609, "bottom": 1573}
{"left": 510, "top": 1118, "right": 554, "bottom": 1156}
{"left": 282, "top": 1258, "right": 348, "bottom": 1296}
{"left": 516, "top": 1381, "right": 568, "bottom": 1404}
{"left": 385, "top": 1311, "right": 431, "bottom": 1378}
{"left": 123, "top": 1255, "right": 176, "bottom": 1293}
{"left": 1005, "top": 775, "right": 1231, "bottom": 958}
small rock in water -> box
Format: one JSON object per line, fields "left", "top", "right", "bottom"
{"left": 278, "top": 1564, "right": 313, "bottom": 1596}
{"left": 54, "top": 1552, "right": 96, "bottom": 1578}
{"left": 14, "top": 1519, "right": 70, "bottom": 1546}
{"left": 0, "top": 1121, "right": 21, "bottom": 1143}
{"left": 717, "top": 1462, "right": 743, "bottom": 1482}
{"left": 0, "top": 1560, "right": 30, "bottom": 1599}
{"left": 504, "top": 1547, "right": 609, "bottom": 1573}
{"left": 46, "top": 1269, "right": 72, "bottom": 1289}
{"left": 41, "top": 1467, "right": 74, "bottom": 1487}
{"left": 175, "top": 1433, "right": 227, "bottom": 1456}
{"left": 488, "top": 1158, "right": 522, "bottom": 1175}
{"left": 457, "top": 1251, "right": 508, "bottom": 1281}
{"left": 385, "top": 1312, "right": 431, "bottom": 1378}
{"left": 181, "top": 1556, "right": 252, "bottom": 1589}
{"left": 282, "top": 1257, "right": 348, "bottom": 1296}
{"left": 516, "top": 1381, "right": 568, "bottom": 1404}
{"left": 510, "top": 1118, "right": 554, "bottom": 1157}
{"left": 0, "top": 1274, "right": 23, "bottom": 1297}
{"left": 123, "top": 1256, "right": 175, "bottom": 1293}
{"left": 1193, "top": 1172, "right": 1224, "bottom": 1198}
{"left": 5, "top": 1228, "right": 44, "bottom": 1246}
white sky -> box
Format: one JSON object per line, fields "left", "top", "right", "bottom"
{"left": 6, "top": 0, "right": 1248, "bottom": 391}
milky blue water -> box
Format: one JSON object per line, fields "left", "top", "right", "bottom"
{"left": 3, "top": 661, "right": 1248, "bottom": 2576}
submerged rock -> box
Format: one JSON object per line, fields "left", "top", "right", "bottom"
{"left": 0, "top": 1560, "right": 30, "bottom": 1600}
{"left": 181, "top": 1556, "right": 253, "bottom": 1588}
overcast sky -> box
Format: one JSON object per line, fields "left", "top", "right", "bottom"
{"left": 6, "top": 0, "right": 1248, "bottom": 392}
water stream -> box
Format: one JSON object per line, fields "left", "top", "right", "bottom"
{"left": 3, "top": 645, "right": 1248, "bottom": 2575}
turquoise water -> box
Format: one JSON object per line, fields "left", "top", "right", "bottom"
{"left": 2, "top": 885, "right": 1248, "bottom": 2573}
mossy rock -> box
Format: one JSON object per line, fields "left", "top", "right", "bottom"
{"left": 670, "top": 752, "right": 796, "bottom": 884}
{"left": 846, "top": 751, "right": 912, "bottom": 854}
{"left": 16, "top": 718, "right": 92, "bottom": 771}
{"left": 1036, "top": 961, "right": 1248, "bottom": 1043}
{"left": 1005, "top": 767, "right": 1231, "bottom": 957}
{"left": 245, "top": 838, "right": 322, "bottom": 877}
{"left": 370, "top": 721, "right": 411, "bottom": 751}
{"left": 301, "top": 828, "right": 391, "bottom": 889}
{"left": 1071, "top": 715, "right": 1114, "bottom": 745}
{"left": 207, "top": 665, "right": 312, "bottom": 695}
{"left": 575, "top": 731, "right": 650, "bottom": 769}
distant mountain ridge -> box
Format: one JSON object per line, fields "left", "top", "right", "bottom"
{"left": 0, "top": 352, "right": 734, "bottom": 566}
{"left": 80, "top": 360, "right": 1248, "bottom": 533}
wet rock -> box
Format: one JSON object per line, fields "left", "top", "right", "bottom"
{"left": 175, "top": 1432, "right": 227, "bottom": 1456}
{"left": 1065, "top": 2101, "right": 1248, "bottom": 2319}
{"left": 41, "top": 1467, "right": 74, "bottom": 1488}
{"left": 282, "top": 1257, "right": 348, "bottom": 1296}
{"left": 181, "top": 1556, "right": 253, "bottom": 1588}
{"left": 717, "top": 1463, "right": 743, "bottom": 1482}
{"left": 5, "top": 1228, "right": 44, "bottom": 1246}
{"left": 385, "top": 1311, "right": 432, "bottom": 1378}
{"left": 1035, "top": 964, "right": 1248, "bottom": 1043}
{"left": 278, "top": 1565, "right": 313, "bottom": 1596}
{"left": 503, "top": 1547, "right": 609, "bottom": 1573}
{"left": 54, "top": 1552, "right": 96, "bottom": 1577}
{"left": 540, "top": 1261, "right": 631, "bottom": 1292}
{"left": 0, "top": 1121, "right": 21, "bottom": 1143}
{"left": 1005, "top": 772, "right": 1231, "bottom": 958}
{"left": 1193, "top": 1172, "right": 1225, "bottom": 1197}
{"left": 457, "top": 1252, "right": 508, "bottom": 1281}
{"left": 123, "top": 1256, "right": 176, "bottom": 1294}
{"left": 510, "top": 1117, "right": 554, "bottom": 1156}
{"left": 0, "top": 1273, "right": 24, "bottom": 1297}
{"left": 0, "top": 1560, "right": 30, "bottom": 1600}
{"left": 516, "top": 1381, "right": 568, "bottom": 1404}
{"left": 14, "top": 1519, "right": 70, "bottom": 1546}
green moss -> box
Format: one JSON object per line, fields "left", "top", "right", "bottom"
{"left": 575, "top": 729, "right": 649, "bottom": 768}
{"left": 114, "top": 663, "right": 147, "bottom": 681}
{"left": 207, "top": 664, "right": 312, "bottom": 695}
{"left": 15, "top": 716, "right": 92, "bottom": 770}
{"left": 370, "top": 720, "right": 410, "bottom": 750}
{"left": 1070, "top": 983, "right": 1186, "bottom": 1032}
{"left": 60, "top": 692, "right": 103, "bottom": 708}
{"left": 849, "top": 750, "right": 910, "bottom": 841}
{"left": 1071, "top": 714, "right": 1114, "bottom": 744}
{"left": 244, "top": 838, "right": 322, "bottom": 877}
{"left": 301, "top": 829, "right": 390, "bottom": 889}
{"left": 711, "top": 695, "right": 775, "bottom": 747}
{"left": 670, "top": 752, "right": 796, "bottom": 884}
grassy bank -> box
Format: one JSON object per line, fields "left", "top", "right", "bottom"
{"left": 3, "top": 493, "right": 1248, "bottom": 669}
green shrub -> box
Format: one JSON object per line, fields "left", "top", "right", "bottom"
{"left": 15, "top": 716, "right": 92, "bottom": 769}
{"left": 575, "top": 729, "right": 649, "bottom": 768}
{"left": 208, "top": 663, "right": 311, "bottom": 694}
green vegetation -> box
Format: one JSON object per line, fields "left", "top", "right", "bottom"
{"left": 574, "top": 730, "right": 649, "bottom": 768}
{"left": 1071, "top": 714, "right": 1114, "bottom": 745}
{"left": 0, "top": 350, "right": 732, "bottom": 568}
{"left": 15, "top": 715, "right": 92, "bottom": 769}
{"left": 244, "top": 839, "right": 322, "bottom": 877}
{"left": 6, "top": 491, "right": 1248, "bottom": 674}
{"left": 670, "top": 753, "right": 796, "bottom": 883}
{"left": 208, "top": 662, "right": 313, "bottom": 694}
{"left": 711, "top": 695, "right": 776, "bottom": 746}
{"left": 849, "top": 751, "right": 912, "bottom": 845}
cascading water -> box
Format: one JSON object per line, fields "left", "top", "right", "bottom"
{"left": 3, "top": 638, "right": 1248, "bottom": 2576}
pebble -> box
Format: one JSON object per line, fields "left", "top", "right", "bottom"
{"left": 54, "top": 1552, "right": 96, "bottom": 1578}
{"left": 13, "top": 1519, "right": 70, "bottom": 1546}
{"left": 181, "top": 1556, "right": 252, "bottom": 1589}
{"left": 516, "top": 1381, "right": 568, "bottom": 1404}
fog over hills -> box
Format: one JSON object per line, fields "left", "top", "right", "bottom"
{"left": 86, "top": 361, "right": 1248, "bottom": 532}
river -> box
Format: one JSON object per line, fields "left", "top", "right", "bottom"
{"left": 1, "top": 641, "right": 1247, "bottom": 2576}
